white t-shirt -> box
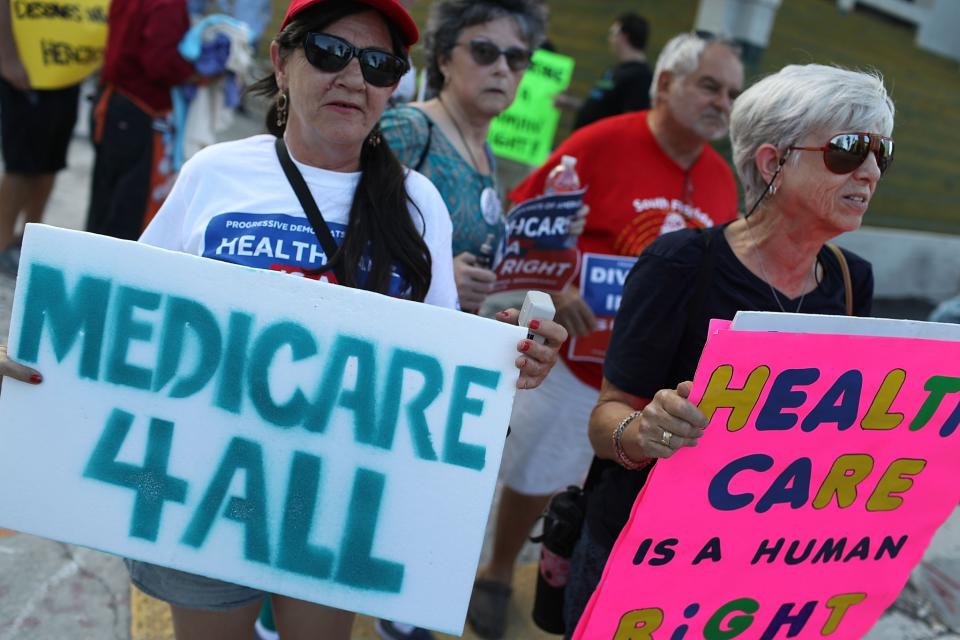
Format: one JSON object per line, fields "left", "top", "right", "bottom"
{"left": 140, "top": 134, "right": 458, "bottom": 309}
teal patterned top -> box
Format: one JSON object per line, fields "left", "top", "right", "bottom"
{"left": 380, "top": 105, "right": 505, "bottom": 257}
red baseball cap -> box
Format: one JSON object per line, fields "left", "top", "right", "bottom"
{"left": 280, "top": 0, "right": 419, "bottom": 47}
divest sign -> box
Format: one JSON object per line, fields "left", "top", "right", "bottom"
{"left": 11, "top": 0, "right": 108, "bottom": 89}
{"left": 488, "top": 48, "right": 575, "bottom": 166}
{"left": 568, "top": 253, "right": 637, "bottom": 363}
{"left": 574, "top": 317, "right": 960, "bottom": 639}
{"left": 0, "top": 225, "right": 524, "bottom": 635}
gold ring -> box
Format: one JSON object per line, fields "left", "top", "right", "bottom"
{"left": 660, "top": 430, "right": 673, "bottom": 447}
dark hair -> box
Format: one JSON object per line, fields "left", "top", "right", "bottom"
{"left": 616, "top": 13, "right": 649, "bottom": 51}
{"left": 423, "top": 0, "right": 548, "bottom": 92}
{"left": 249, "top": 0, "right": 432, "bottom": 302}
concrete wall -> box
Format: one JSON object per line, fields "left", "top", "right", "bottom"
{"left": 834, "top": 226, "right": 960, "bottom": 302}
{"left": 916, "top": 0, "right": 960, "bottom": 62}
{"left": 837, "top": 0, "right": 933, "bottom": 24}
{"left": 833, "top": 0, "right": 960, "bottom": 63}
{"left": 695, "top": 0, "right": 782, "bottom": 46}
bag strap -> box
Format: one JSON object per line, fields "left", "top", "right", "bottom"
{"left": 412, "top": 109, "right": 434, "bottom": 172}
{"left": 826, "top": 243, "right": 853, "bottom": 316}
{"left": 275, "top": 137, "right": 347, "bottom": 284}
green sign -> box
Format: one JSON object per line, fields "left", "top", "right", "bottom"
{"left": 488, "top": 49, "right": 575, "bottom": 166}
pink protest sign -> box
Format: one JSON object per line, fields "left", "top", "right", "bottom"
{"left": 573, "top": 320, "right": 960, "bottom": 639}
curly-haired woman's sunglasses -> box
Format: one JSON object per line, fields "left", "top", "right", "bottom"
{"left": 790, "top": 132, "right": 894, "bottom": 175}
{"left": 303, "top": 33, "right": 408, "bottom": 87}
{"left": 457, "top": 39, "right": 532, "bottom": 72}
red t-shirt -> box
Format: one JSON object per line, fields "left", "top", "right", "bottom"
{"left": 101, "top": 0, "right": 195, "bottom": 113}
{"left": 510, "top": 111, "right": 738, "bottom": 389}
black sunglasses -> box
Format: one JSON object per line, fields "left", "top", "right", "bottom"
{"left": 790, "top": 132, "right": 894, "bottom": 176}
{"left": 457, "top": 39, "right": 532, "bottom": 72}
{"left": 302, "top": 33, "right": 408, "bottom": 88}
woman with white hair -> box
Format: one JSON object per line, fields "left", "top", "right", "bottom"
{"left": 564, "top": 63, "right": 892, "bottom": 635}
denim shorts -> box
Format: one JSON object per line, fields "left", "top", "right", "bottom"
{"left": 125, "top": 559, "right": 265, "bottom": 611}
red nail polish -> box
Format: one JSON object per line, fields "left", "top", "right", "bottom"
{"left": 529, "top": 319, "right": 540, "bottom": 330}
{"left": 30, "top": 374, "right": 42, "bottom": 384}
{"left": 498, "top": 310, "right": 509, "bottom": 317}
{"left": 519, "top": 341, "right": 530, "bottom": 352}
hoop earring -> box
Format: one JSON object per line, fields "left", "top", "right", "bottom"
{"left": 768, "top": 150, "right": 790, "bottom": 197}
{"left": 276, "top": 92, "right": 288, "bottom": 129}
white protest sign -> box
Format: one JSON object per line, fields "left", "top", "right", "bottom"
{"left": 0, "top": 224, "right": 525, "bottom": 634}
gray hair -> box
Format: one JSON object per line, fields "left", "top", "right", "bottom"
{"left": 730, "top": 64, "right": 895, "bottom": 205}
{"left": 423, "top": 0, "right": 548, "bottom": 92}
{"left": 649, "top": 32, "right": 738, "bottom": 104}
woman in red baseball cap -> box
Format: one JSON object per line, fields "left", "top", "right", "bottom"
{"left": 0, "top": 0, "right": 568, "bottom": 636}
{"left": 126, "top": 0, "right": 565, "bottom": 638}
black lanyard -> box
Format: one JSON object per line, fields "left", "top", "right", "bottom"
{"left": 274, "top": 137, "right": 348, "bottom": 284}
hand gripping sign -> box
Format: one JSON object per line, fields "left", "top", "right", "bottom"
{"left": 0, "top": 225, "right": 525, "bottom": 635}
{"left": 491, "top": 188, "right": 584, "bottom": 294}
{"left": 574, "top": 314, "right": 960, "bottom": 640}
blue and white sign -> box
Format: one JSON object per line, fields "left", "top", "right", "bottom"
{"left": 569, "top": 253, "right": 637, "bottom": 363}
{"left": 492, "top": 190, "right": 584, "bottom": 293}
{"left": 580, "top": 253, "right": 637, "bottom": 316}
{"left": 0, "top": 225, "right": 525, "bottom": 634}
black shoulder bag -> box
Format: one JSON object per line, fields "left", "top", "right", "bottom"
{"left": 274, "top": 137, "right": 348, "bottom": 285}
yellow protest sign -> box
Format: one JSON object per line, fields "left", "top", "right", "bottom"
{"left": 11, "top": 0, "right": 109, "bottom": 89}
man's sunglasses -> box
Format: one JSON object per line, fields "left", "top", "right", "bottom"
{"left": 457, "top": 39, "right": 532, "bottom": 72}
{"left": 790, "top": 132, "right": 894, "bottom": 176}
{"left": 303, "top": 33, "right": 408, "bottom": 88}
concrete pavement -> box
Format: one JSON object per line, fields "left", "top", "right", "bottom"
{"left": 0, "top": 534, "right": 129, "bottom": 640}
{"left": 1, "top": 112, "right": 959, "bottom": 639}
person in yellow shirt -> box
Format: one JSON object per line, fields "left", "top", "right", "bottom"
{"left": 0, "top": 0, "right": 81, "bottom": 275}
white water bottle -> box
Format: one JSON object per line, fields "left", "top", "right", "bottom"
{"left": 545, "top": 155, "right": 582, "bottom": 248}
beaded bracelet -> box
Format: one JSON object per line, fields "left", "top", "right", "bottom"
{"left": 613, "top": 410, "right": 650, "bottom": 470}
